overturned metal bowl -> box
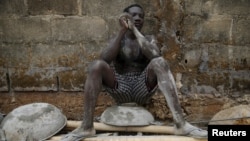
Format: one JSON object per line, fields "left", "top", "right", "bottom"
{"left": 0, "top": 103, "right": 66, "bottom": 141}
{"left": 100, "top": 103, "right": 154, "bottom": 126}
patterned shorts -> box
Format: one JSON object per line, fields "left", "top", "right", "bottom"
{"left": 104, "top": 69, "right": 157, "bottom": 105}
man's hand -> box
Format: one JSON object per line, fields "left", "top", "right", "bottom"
{"left": 119, "top": 13, "right": 134, "bottom": 30}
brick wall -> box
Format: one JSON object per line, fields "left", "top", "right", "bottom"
{"left": 0, "top": 0, "right": 249, "bottom": 121}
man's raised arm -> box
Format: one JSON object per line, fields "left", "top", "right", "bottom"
{"left": 100, "top": 14, "right": 129, "bottom": 64}
{"left": 128, "top": 19, "right": 160, "bottom": 59}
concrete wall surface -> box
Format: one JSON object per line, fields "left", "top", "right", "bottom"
{"left": 0, "top": 0, "right": 249, "bottom": 121}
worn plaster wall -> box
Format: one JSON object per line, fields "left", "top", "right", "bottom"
{"left": 0, "top": 0, "right": 249, "bottom": 121}
{"left": 154, "top": 0, "right": 250, "bottom": 95}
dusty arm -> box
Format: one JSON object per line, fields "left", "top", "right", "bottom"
{"left": 100, "top": 29, "right": 125, "bottom": 64}
{"left": 129, "top": 21, "right": 161, "bottom": 59}
{"left": 100, "top": 14, "right": 129, "bottom": 64}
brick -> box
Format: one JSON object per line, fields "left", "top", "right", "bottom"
{"left": 183, "top": 15, "right": 232, "bottom": 43}
{"left": 27, "top": 0, "right": 78, "bottom": 15}
{"left": 0, "top": 0, "right": 27, "bottom": 16}
{"left": 207, "top": 44, "right": 231, "bottom": 70}
{"left": 230, "top": 70, "right": 250, "bottom": 90}
{"left": 27, "top": 43, "right": 96, "bottom": 70}
{"left": 233, "top": 18, "right": 250, "bottom": 45}
{"left": 182, "top": 43, "right": 250, "bottom": 71}
{"left": 184, "top": 0, "right": 203, "bottom": 15}
{"left": 208, "top": 44, "right": 250, "bottom": 70}
{"left": 212, "top": 0, "right": 250, "bottom": 15}
{"left": 0, "top": 44, "right": 31, "bottom": 67}
{"left": 10, "top": 67, "right": 57, "bottom": 91}
{"left": 185, "top": 0, "right": 250, "bottom": 16}
{"left": 0, "top": 16, "right": 51, "bottom": 43}
{"left": 0, "top": 41, "right": 105, "bottom": 92}
{"left": 0, "top": 44, "right": 56, "bottom": 91}
{"left": 57, "top": 70, "right": 85, "bottom": 91}
{"left": 82, "top": 0, "right": 134, "bottom": 16}
{"left": 52, "top": 16, "right": 108, "bottom": 42}
{"left": 27, "top": 43, "right": 88, "bottom": 91}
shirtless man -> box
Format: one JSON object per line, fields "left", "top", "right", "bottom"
{"left": 61, "top": 4, "right": 207, "bottom": 141}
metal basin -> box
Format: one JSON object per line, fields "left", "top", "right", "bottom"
{"left": 100, "top": 103, "right": 154, "bottom": 126}
{"left": 0, "top": 103, "right": 66, "bottom": 141}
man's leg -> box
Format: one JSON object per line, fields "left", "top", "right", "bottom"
{"left": 61, "top": 60, "right": 116, "bottom": 141}
{"left": 146, "top": 57, "right": 207, "bottom": 138}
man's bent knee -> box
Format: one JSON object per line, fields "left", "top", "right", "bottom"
{"left": 88, "top": 60, "right": 109, "bottom": 73}
{"left": 150, "top": 57, "right": 169, "bottom": 68}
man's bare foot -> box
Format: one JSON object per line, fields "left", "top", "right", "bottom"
{"left": 175, "top": 122, "right": 208, "bottom": 138}
{"left": 60, "top": 127, "right": 96, "bottom": 141}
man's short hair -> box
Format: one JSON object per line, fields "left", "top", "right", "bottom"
{"left": 123, "top": 4, "right": 143, "bottom": 13}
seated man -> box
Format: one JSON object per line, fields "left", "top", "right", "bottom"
{"left": 61, "top": 4, "right": 207, "bottom": 141}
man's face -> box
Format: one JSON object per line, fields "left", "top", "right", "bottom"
{"left": 128, "top": 6, "right": 144, "bottom": 31}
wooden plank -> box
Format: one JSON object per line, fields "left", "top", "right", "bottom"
{"left": 47, "top": 121, "right": 207, "bottom": 141}
{"left": 48, "top": 135, "right": 207, "bottom": 141}
{"left": 66, "top": 120, "right": 175, "bottom": 134}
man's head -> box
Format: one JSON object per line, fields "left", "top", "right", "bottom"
{"left": 123, "top": 4, "right": 144, "bottom": 30}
